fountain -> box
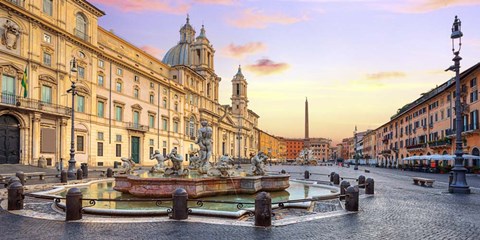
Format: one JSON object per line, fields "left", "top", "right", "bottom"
{"left": 114, "top": 120, "right": 290, "bottom": 198}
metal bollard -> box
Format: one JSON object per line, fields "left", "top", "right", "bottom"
{"left": 61, "top": 170, "right": 68, "bottom": 183}
{"left": 365, "top": 178, "right": 375, "bottom": 195}
{"left": 340, "top": 180, "right": 351, "bottom": 200}
{"left": 330, "top": 172, "right": 336, "bottom": 182}
{"left": 171, "top": 188, "right": 188, "bottom": 220}
{"left": 333, "top": 173, "right": 340, "bottom": 185}
{"left": 106, "top": 168, "right": 113, "bottom": 178}
{"left": 304, "top": 170, "right": 310, "bottom": 180}
{"left": 76, "top": 168, "right": 83, "bottom": 180}
{"left": 358, "top": 175, "right": 366, "bottom": 188}
{"left": 280, "top": 169, "right": 286, "bottom": 174}
{"left": 345, "top": 186, "right": 359, "bottom": 211}
{"left": 255, "top": 191, "right": 272, "bottom": 227}
{"left": 8, "top": 182, "right": 24, "bottom": 210}
{"left": 16, "top": 171, "right": 25, "bottom": 186}
{"left": 66, "top": 188, "right": 82, "bottom": 221}
{"left": 81, "top": 163, "right": 88, "bottom": 178}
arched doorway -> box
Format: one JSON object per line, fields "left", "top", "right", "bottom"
{"left": 0, "top": 114, "right": 20, "bottom": 164}
{"left": 472, "top": 147, "right": 479, "bottom": 167}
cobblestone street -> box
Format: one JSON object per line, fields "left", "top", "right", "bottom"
{"left": 1, "top": 165, "right": 480, "bottom": 240}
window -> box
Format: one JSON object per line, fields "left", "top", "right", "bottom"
{"left": 43, "top": 0, "right": 52, "bottom": 16}
{"left": 134, "top": 88, "right": 139, "bottom": 99}
{"left": 163, "top": 141, "right": 167, "bottom": 148}
{"left": 98, "top": 60, "right": 104, "bottom": 69}
{"left": 76, "top": 135, "right": 84, "bottom": 152}
{"left": 43, "top": 52, "right": 51, "bottom": 66}
{"left": 116, "top": 134, "right": 122, "bottom": 142}
{"left": 162, "top": 98, "right": 167, "bottom": 108}
{"left": 117, "top": 68, "right": 123, "bottom": 76}
{"left": 78, "top": 66, "right": 85, "bottom": 79}
{"left": 149, "top": 115, "right": 155, "bottom": 128}
{"left": 189, "top": 117, "right": 195, "bottom": 137}
{"left": 149, "top": 94, "right": 154, "bottom": 104}
{"left": 471, "top": 110, "right": 479, "bottom": 130}
{"left": 447, "top": 108, "right": 451, "bottom": 118}
{"left": 116, "top": 81, "right": 122, "bottom": 92}
{"left": 134, "top": 75, "right": 139, "bottom": 82}
{"left": 149, "top": 139, "right": 154, "bottom": 146}
{"left": 97, "top": 101, "right": 104, "bottom": 117}
{"left": 174, "top": 102, "right": 178, "bottom": 111}
{"left": 97, "top": 132, "right": 104, "bottom": 140}
{"left": 115, "top": 106, "right": 123, "bottom": 121}
{"left": 162, "top": 119, "right": 168, "bottom": 131}
{"left": 75, "top": 13, "right": 88, "bottom": 41}
{"left": 97, "top": 142, "right": 103, "bottom": 156}
{"left": 76, "top": 95, "right": 85, "bottom": 112}
{"left": 133, "top": 111, "right": 139, "bottom": 125}
{"left": 236, "top": 83, "right": 240, "bottom": 96}
{"left": 471, "top": 78, "right": 477, "bottom": 88}
{"left": 150, "top": 82, "right": 154, "bottom": 89}
{"left": 115, "top": 144, "right": 121, "bottom": 157}
{"left": 43, "top": 33, "right": 51, "bottom": 43}
{"left": 470, "top": 90, "right": 478, "bottom": 103}
{"left": 173, "top": 121, "right": 179, "bottom": 133}
{"left": 41, "top": 85, "right": 52, "bottom": 104}
{"left": 2, "top": 75, "right": 16, "bottom": 100}
{"left": 98, "top": 75, "right": 104, "bottom": 87}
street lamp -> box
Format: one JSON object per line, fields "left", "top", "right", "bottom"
{"left": 446, "top": 16, "right": 470, "bottom": 194}
{"left": 354, "top": 126, "right": 359, "bottom": 170}
{"left": 67, "top": 57, "right": 78, "bottom": 179}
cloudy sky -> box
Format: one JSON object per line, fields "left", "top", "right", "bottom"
{"left": 90, "top": 0, "right": 480, "bottom": 143}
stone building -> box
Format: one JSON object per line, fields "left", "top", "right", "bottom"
{"left": 0, "top": 0, "right": 260, "bottom": 167}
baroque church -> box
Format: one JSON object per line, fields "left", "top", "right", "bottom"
{"left": 0, "top": 0, "right": 259, "bottom": 167}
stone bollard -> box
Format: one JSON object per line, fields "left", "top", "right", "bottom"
{"left": 61, "top": 170, "right": 68, "bottom": 183}
{"left": 81, "top": 163, "right": 88, "bottom": 178}
{"left": 8, "top": 182, "right": 24, "bottom": 210}
{"left": 5, "top": 176, "right": 20, "bottom": 188}
{"left": 76, "top": 168, "right": 83, "bottom": 180}
{"left": 330, "top": 172, "right": 336, "bottom": 182}
{"left": 255, "top": 191, "right": 272, "bottom": 227}
{"left": 304, "top": 170, "right": 310, "bottom": 180}
{"left": 106, "top": 168, "right": 113, "bottom": 178}
{"left": 345, "top": 186, "right": 359, "bottom": 211}
{"left": 333, "top": 173, "right": 340, "bottom": 185}
{"left": 358, "top": 175, "right": 366, "bottom": 188}
{"left": 365, "top": 178, "right": 375, "bottom": 195}
{"left": 16, "top": 171, "right": 25, "bottom": 186}
{"left": 171, "top": 188, "right": 188, "bottom": 220}
{"left": 66, "top": 188, "right": 82, "bottom": 221}
{"left": 340, "top": 180, "right": 351, "bottom": 200}
{"left": 280, "top": 169, "right": 286, "bottom": 174}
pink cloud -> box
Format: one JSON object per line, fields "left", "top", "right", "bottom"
{"left": 228, "top": 8, "right": 308, "bottom": 29}
{"left": 140, "top": 45, "right": 165, "bottom": 59}
{"left": 381, "top": 0, "right": 480, "bottom": 13}
{"left": 192, "top": 0, "right": 235, "bottom": 4}
{"left": 89, "top": 0, "right": 190, "bottom": 14}
{"left": 223, "top": 42, "right": 267, "bottom": 58}
{"left": 246, "top": 58, "right": 289, "bottom": 75}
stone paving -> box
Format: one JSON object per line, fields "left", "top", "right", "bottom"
{"left": 1, "top": 164, "right": 480, "bottom": 240}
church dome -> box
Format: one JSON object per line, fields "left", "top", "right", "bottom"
{"left": 162, "top": 15, "right": 196, "bottom": 66}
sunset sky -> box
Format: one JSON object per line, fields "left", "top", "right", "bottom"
{"left": 90, "top": 0, "right": 480, "bottom": 144}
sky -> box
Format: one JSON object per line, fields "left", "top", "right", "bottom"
{"left": 90, "top": 0, "right": 480, "bottom": 144}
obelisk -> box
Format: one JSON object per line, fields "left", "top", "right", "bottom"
{"left": 305, "top": 98, "right": 310, "bottom": 148}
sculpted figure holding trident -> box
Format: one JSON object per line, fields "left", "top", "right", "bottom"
{"left": 196, "top": 119, "right": 213, "bottom": 166}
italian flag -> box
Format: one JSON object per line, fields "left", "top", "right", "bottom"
{"left": 21, "top": 66, "right": 27, "bottom": 98}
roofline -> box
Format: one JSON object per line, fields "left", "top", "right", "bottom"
{"left": 78, "top": 0, "right": 105, "bottom": 17}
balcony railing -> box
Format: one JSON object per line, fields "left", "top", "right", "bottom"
{"left": 406, "top": 143, "right": 426, "bottom": 150}
{"left": 126, "top": 122, "right": 149, "bottom": 132}
{"left": 74, "top": 28, "right": 91, "bottom": 42}
{"left": 429, "top": 139, "right": 451, "bottom": 148}
{"left": 0, "top": 92, "right": 71, "bottom": 116}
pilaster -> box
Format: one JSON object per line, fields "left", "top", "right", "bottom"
{"left": 31, "top": 112, "right": 42, "bottom": 166}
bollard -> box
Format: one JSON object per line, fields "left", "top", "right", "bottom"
{"left": 330, "top": 172, "right": 336, "bottom": 182}
{"left": 365, "top": 178, "right": 375, "bottom": 195}
{"left": 171, "top": 188, "right": 188, "bottom": 220}
{"left": 5, "top": 176, "right": 20, "bottom": 188}
{"left": 66, "top": 188, "right": 82, "bottom": 221}
{"left": 81, "top": 163, "right": 88, "bottom": 178}
{"left": 340, "top": 180, "right": 351, "bottom": 200}
{"left": 61, "top": 170, "right": 68, "bottom": 183}
{"left": 113, "top": 161, "right": 120, "bottom": 169}
{"left": 304, "top": 170, "right": 310, "bottom": 180}
{"left": 358, "top": 175, "right": 366, "bottom": 188}
{"left": 345, "top": 186, "right": 359, "bottom": 211}
{"left": 280, "top": 169, "right": 286, "bottom": 174}
{"left": 16, "top": 171, "right": 25, "bottom": 186}
{"left": 333, "top": 173, "right": 340, "bottom": 185}
{"left": 7, "top": 182, "right": 24, "bottom": 210}
{"left": 106, "top": 168, "right": 113, "bottom": 178}
{"left": 448, "top": 172, "right": 453, "bottom": 186}
{"left": 76, "top": 168, "right": 83, "bottom": 180}
{"left": 255, "top": 191, "right": 272, "bottom": 227}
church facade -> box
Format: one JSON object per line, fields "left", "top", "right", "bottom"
{"left": 0, "top": 0, "right": 259, "bottom": 167}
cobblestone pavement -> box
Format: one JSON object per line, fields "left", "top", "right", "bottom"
{"left": 1, "top": 165, "right": 480, "bottom": 240}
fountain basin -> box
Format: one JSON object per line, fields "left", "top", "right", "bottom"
{"left": 114, "top": 174, "right": 290, "bottom": 198}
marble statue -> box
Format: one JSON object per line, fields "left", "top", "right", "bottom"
{"left": 188, "top": 149, "right": 202, "bottom": 169}
{"left": 2, "top": 20, "right": 20, "bottom": 50}
{"left": 247, "top": 152, "right": 268, "bottom": 176}
{"left": 164, "top": 148, "right": 188, "bottom": 176}
{"left": 150, "top": 150, "right": 166, "bottom": 173}
{"left": 207, "top": 155, "right": 236, "bottom": 177}
{"left": 120, "top": 157, "right": 136, "bottom": 175}
{"left": 196, "top": 119, "right": 213, "bottom": 173}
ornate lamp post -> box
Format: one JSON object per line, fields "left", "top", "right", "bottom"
{"left": 67, "top": 58, "right": 78, "bottom": 179}
{"left": 354, "top": 126, "right": 359, "bottom": 170}
{"left": 446, "top": 16, "right": 470, "bottom": 193}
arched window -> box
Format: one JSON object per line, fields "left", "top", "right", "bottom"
{"left": 174, "top": 102, "right": 178, "bottom": 111}
{"left": 162, "top": 98, "right": 167, "bottom": 108}
{"left": 189, "top": 117, "right": 195, "bottom": 137}
{"left": 75, "top": 13, "right": 88, "bottom": 41}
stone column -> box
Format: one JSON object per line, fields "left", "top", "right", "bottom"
{"left": 31, "top": 113, "right": 42, "bottom": 166}
{"left": 60, "top": 118, "right": 69, "bottom": 169}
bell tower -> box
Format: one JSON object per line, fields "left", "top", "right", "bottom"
{"left": 192, "top": 24, "right": 215, "bottom": 69}
{"left": 231, "top": 65, "right": 248, "bottom": 115}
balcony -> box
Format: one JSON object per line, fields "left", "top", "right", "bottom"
{"left": 381, "top": 149, "right": 391, "bottom": 155}
{"left": 406, "top": 143, "right": 426, "bottom": 151}
{"left": 429, "top": 139, "right": 451, "bottom": 148}
{"left": 74, "top": 28, "right": 91, "bottom": 42}
{"left": 0, "top": 93, "right": 71, "bottom": 117}
{"left": 126, "top": 122, "right": 149, "bottom": 132}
